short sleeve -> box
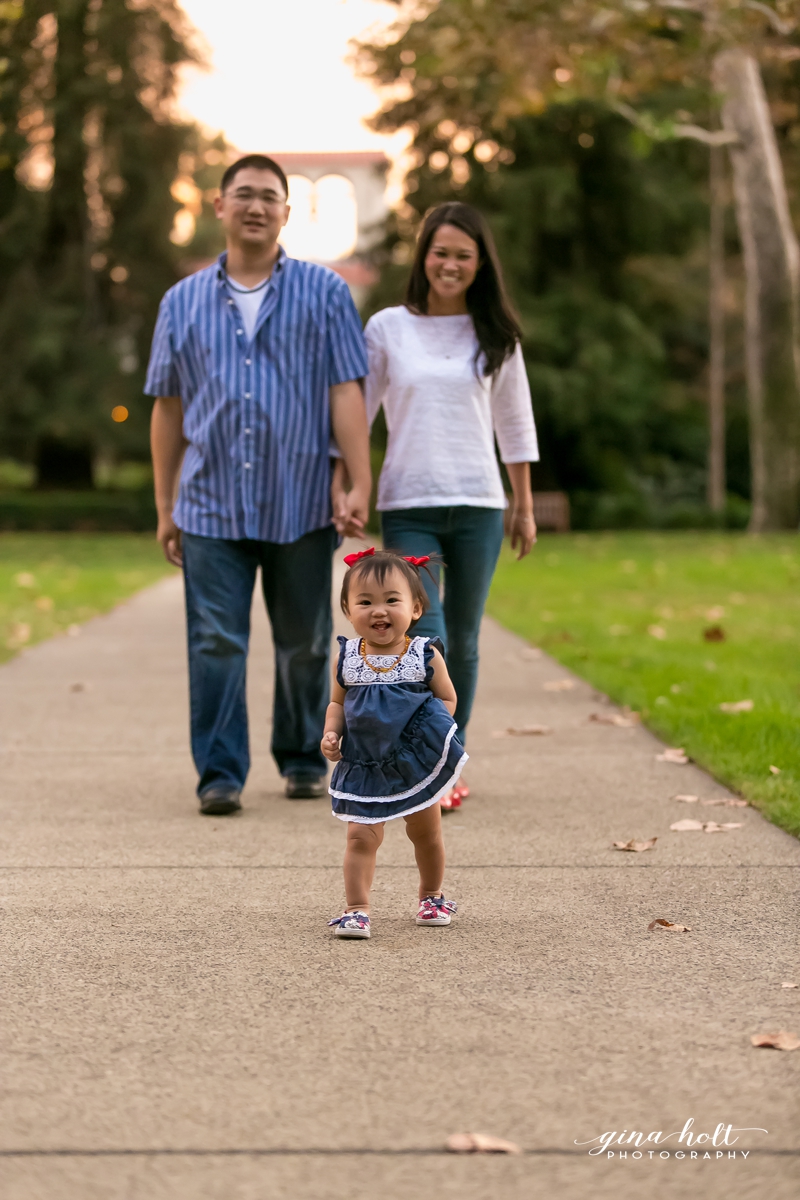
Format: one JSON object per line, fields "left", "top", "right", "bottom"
{"left": 144, "top": 297, "right": 181, "bottom": 398}
{"left": 423, "top": 636, "right": 446, "bottom": 683}
{"left": 326, "top": 280, "right": 368, "bottom": 387}
{"left": 491, "top": 342, "right": 539, "bottom": 464}
{"left": 335, "top": 635, "right": 349, "bottom": 689}
{"left": 364, "top": 314, "right": 389, "bottom": 429}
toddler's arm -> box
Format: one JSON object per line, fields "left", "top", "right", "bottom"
{"left": 427, "top": 647, "right": 457, "bottom": 716}
{"left": 321, "top": 678, "right": 346, "bottom": 762}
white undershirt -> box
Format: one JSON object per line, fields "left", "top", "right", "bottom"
{"left": 227, "top": 279, "right": 269, "bottom": 341}
{"left": 364, "top": 306, "right": 539, "bottom": 511}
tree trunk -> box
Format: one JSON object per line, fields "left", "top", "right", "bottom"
{"left": 707, "top": 142, "right": 726, "bottom": 514}
{"left": 714, "top": 48, "right": 800, "bottom": 531}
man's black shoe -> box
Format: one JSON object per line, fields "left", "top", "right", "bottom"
{"left": 285, "top": 775, "right": 326, "bottom": 800}
{"left": 199, "top": 788, "right": 242, "bottom": 816}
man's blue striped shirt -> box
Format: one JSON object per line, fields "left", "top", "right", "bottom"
{"left": 144, "top": 250, "right": 368, "bottom": 544}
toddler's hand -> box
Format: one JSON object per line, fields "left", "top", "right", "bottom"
{"left": 321, "top": 731, "right": 342, "bottom": 762}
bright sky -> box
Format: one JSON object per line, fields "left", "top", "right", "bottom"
{"left": 177, "top": 0, "right": 402, "bottom": 157}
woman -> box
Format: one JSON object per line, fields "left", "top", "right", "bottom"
{"left": 342, "top": 202, "right": 539, "bottom": 808}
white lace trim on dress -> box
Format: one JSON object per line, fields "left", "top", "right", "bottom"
{"left": 341, "top": 634, "right": 427, "bottom": 686}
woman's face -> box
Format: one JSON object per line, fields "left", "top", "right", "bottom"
{"left": 423, "top": 223, "right": 480, "bottom": 305}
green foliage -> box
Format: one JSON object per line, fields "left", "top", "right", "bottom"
{"left": 0, "top": 0, "right": 201, "bottom": 469}
{"left": 487, "top": 532, "right": 800, "bottom": 838}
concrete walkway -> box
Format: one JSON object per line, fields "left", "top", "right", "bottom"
{"left": 0, "top": 562, "right": 798, "bottom": 1200}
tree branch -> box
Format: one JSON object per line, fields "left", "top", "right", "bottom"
{"left": 673, "top": 122, "right": 740, "bottom": 145}
{"left": 613, "top": 100, "right": 739, "bottom": 146}
{"left": 742, "top": 1, "right": 796, "bottom": 36}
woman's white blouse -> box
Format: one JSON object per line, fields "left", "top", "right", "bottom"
{"left": 364, "top": 306, "right": 539, "bottom": 511}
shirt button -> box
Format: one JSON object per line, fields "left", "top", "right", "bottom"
{"left": 244, "top": 393, "right": 251, "bottom": 398}
{"left": 244, "top": 428, "right": 251, "bottom": 434}
{"left": 236, "top": 328, "right": 243, "bottom": 335}
{"left": 245, "top": 359, "right": 251, "bottom": 365}
{"left": 244, "top": 462, "right": 252, "bottom": 469}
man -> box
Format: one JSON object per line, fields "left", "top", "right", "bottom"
{"left": 146, "top": 154, "right": 371, "bottom": 814}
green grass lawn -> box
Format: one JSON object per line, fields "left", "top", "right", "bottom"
{"left": 487, "top": 532, "right": 800, "bottom": 838}
{"left": 0, "top": 533, "right": 174, "bottom": 665}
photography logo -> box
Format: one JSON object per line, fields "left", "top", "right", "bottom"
{"left": 575, "top": 1118, "right": 768, "bottom": 1160}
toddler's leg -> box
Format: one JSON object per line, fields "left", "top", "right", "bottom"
{"left": 404, "top": 804, "right": 446, "bottom": 899}
{"left": 343, "top": 822, "right": 384, "bottom": 912}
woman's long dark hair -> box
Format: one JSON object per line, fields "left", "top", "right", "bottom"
{"left": 404, "top": 202, "right": 521, "bottom": 377}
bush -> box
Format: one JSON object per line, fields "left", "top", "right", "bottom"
{"left": 0, "top": 490, "right": 157, "bottom": 532}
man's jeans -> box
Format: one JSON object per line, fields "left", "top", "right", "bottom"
{"left": 381, "top": 506, "right": 505, "bottom": 741}
{"left": 182, "top": 527, "right": 336, "bottom": 796}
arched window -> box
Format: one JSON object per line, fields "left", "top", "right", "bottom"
{"left": 280, "top": 173, "right": 357, "bottom": 262}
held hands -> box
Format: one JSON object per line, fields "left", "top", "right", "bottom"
{"left": 509, "top": 507, "right": 537, "bottom": 560}
{"left": 321, "top": 731, "right": 342, "bottom": 763}
{"left": 331, "top": 460, "right": 369, "bottom": 539}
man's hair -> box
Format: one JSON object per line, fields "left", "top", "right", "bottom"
{"left": 220, "top": 154, "right": 289, "bottom": 198}
{"left": 340, "top": 550, "right": 432, "bottom": 618}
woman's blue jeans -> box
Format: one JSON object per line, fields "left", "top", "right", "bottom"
{"left": 381, "top": 506, "right": 505, "bottom": 742}
{"left": 182, "top": 527, "right": 336, "bottom": 797}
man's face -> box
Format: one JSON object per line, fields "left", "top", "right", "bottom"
{"left": 214, "top": 167, "right": 290, "bottom": 249}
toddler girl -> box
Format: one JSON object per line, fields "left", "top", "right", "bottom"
{"left": 321, "top": 548, "right": 467, "bottom": 939}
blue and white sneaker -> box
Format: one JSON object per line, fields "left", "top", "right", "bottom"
{"left": 328, "top": 910, "right": 371, "bottom": 939}
{"left": 416, "top": 894, "right": 457, "bottom": 926}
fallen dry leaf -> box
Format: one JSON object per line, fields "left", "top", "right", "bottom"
{"left": 647, "top": 624, "right": 667, "bottom": 640}
{"left": 750, "top": 1031, "right": 800, "bottom": 1052}
{"left": 69, "top": 682, "right": 86, "bottom": 693}
{"left": 13, "top": 571, "right": 35, "bottom": 588}
{"left": 612, "top": 838, "right": 657, "bottom": 853}
{"left": 719, "top": 699, "right": 754, "bottom": 713}
{"left": 703, "top": 625, "right": 726, "bottom": 642}
{"left": 706, "top": 605, "right": 726, "bottom": 620}
{"left": 781, "top": 982, "right": 797, "bottom": 989}
{"left": 6, "top": 622, "right": 31, "bottom": 649}
{"left": 700, "top": 797, "right": 748, "bottom": 808}
{"left": 492, "top": 725, "right": 552, "bottom": 738}
{"left": 670, "top": 818, "right": 705, "bottom": 832}
{"left": 34, "top": 595, "right": 54, "bottom": 612}
{"left": 769, "top": 765, "right": 781, "bottom": 775}
{"left": 589, "top": 712, "right": 640, "bottom": 727}
{"left": 543, "top": 679, "right": 575, "bottom": 692}
{"left": 657, "top": 748, "right": 689, "bottom": 764}
{"left": 66, "top": 624, "right": 80, "bottom": 637}
{"left": 675, "top": 794, "right": 699, "bottom": 803}
{"left": 648, "top": 918, "right": 691, "bottom": 932}
{"left": 702, "top": 821, "right": 743, "bottom": 833}
{"left": 446, "top": 1132, "right": 522, "bottom": 1155}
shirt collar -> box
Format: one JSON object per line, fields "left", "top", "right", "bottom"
{"left": 216, "top": 246, "right": 286, "bottom": 285}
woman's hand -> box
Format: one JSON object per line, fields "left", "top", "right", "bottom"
{"left": 321, "top": 731, "right": 342, "bottom": 762}
{"left": 331, "top": 459, "right": 368, "bottom": 539}
{"left": 509, "top": 507, "right": 537, "bottom": 560}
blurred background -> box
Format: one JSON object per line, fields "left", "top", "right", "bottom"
{"left": 1, "top": 0, "right": 799, "bottom": 533}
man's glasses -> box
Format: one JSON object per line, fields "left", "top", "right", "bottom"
{"left": 227, "top": 188, "right": 287, "bottom": 207}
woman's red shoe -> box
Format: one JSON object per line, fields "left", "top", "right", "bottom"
{"left": 440, "top": 788, "right": 463, "bottom": 811}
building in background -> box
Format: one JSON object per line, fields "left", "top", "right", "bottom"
{"left": 276, "top": 151, "right": 388, "bottom": 305}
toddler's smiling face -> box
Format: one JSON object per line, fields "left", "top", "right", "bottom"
{"left": 344, "top": 566, "right": 423, "bottom": 653}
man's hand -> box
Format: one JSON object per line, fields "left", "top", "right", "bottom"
{"left": 509, "top": 508, "right": 537, "bottom": 560}
{"left": 321, "top": 731, "right": 342, "bottom": 762}
{"left": 329, "top": 379, "right": 371, "bottom": 536}
{"left": 157, "top": 512, "right": 183, "bottom": 567}
{"left": 151, "top": 395, "right": 186, "bottom": 568}
{"left": 331, "top": 458, "right": 368, "bottom": 539}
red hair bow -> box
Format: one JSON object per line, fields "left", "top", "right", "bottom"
{"left": 404, "top": 556, "right": 430, "bottom": 567}
{"left": 343, "top": 547, "right": 375, "bottom": 568}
